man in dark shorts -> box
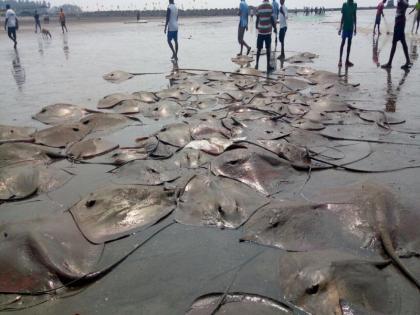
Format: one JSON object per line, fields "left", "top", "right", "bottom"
{"left": 338, "top": 0, "right": 357, "bottom": 67}
{"left": 374, "top": 0, "right": 387, "bottom": 35}
{"left": 238, "top": 0, "right": 251, "bottom": 56}
{"left": 255, "top": 0, "right": 276, "bottom": 72}
{"left": 4, "top": 4, "right": 18, "bottom": 49}
{"left": 164, "top": 0, "right": 179, "bottom": 60}
{"left": 34, "top": 10, "right": 41, "bottom": 33}
{"left": 382, "top": 0, "right": 411, "bottom": 70}
{"left": 59, "top": 8, "right": 68, "bottom": 33}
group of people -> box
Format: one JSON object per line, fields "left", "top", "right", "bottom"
{"left": 303, "top": 7, "right": 327, "bottom": 15}
{"left": 236, "top": 0, "right": 288, "bottom": 72}
{"left": 3, "top": 5, "right": 68, "bottom": 49}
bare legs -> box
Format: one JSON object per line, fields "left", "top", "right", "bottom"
{"left": 339, "top": 37, "right": 353, "bottom": 67}
{"left": 238, "top": 27, "right": 251, "bottom": 56}
{"left": 382, "top": 38, "right": 411, "bottom": 69}
{"left": 168, "top": 39, "right": 178, "bottom": 60}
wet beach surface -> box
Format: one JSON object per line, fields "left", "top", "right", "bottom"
{"left": 1, "top": 10, "right": 420, "bottom": 315}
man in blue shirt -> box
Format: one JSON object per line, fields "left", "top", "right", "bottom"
{"left": 238, "top": 0, "right": 251, "bottom": 55}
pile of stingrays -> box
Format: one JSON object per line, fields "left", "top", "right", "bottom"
{"left": 1, "top": 57, "right": 420, "bottom": 314}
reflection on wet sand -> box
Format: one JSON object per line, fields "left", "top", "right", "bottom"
{"left": 384, "top": 39, "right": 418, "bottom": 112}
{"left": 372, "top": 36, "right": 380, "bottom": 67}
{"left": 63, "top": 34, "right": 70, "bottom": 59}
{"left": 11, "top": 50, "right": 26, "bottom": 91}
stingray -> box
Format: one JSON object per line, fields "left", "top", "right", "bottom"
{"left": 33, "top": 104, "right": 86, "bottom": 125}
{"left": 205, "top": 71, "right": 231, "bottom": 82}
{"left": 32, "top": 123, "right": 90, "bottom": 148}
{"left": 97, "top": 93, "right": 138, "bottom": 109}
{"left": 188, "top": 84, "right": 219, "bottom": 95}
{"left": 291, "top": 119, "right": 325, "bottom": 131}
{"left": 0, "top": 143, "right": 60, "bottom": 168}
{"left": 277, "top": 251, "right": 420, "bottom": 315}
{"left": 175, "top": 175, "right": 267, "bottom": 229}
{"left": 234, "top": 78, "right": 258, "bottom": 90}
{"left": 155, "top": 123, "right": 192, "bottom": 148}
{"left": 0, "top": 213, "right": 103, "bottom": 294}
{"left": 242, "top": 182, "right": 420, "bottom": 289}
{"left": 169, "top": 147, "right": 213, "bottom": 169}
{"left": 80, "top": 113, "right": 137, "bottom": 133}
{"left": 287, "top": 104, "right": 310, "bottom": 116}
{"left": 285, "top": 52, "right": 318, "bottom": 64}
{"left": 253, "top": 140, "right": 320, "bottom": 170}
{"left": 282, "top": 78, "right": 312, "bottom": 91}
{"left": 190, "top": 97, "right": 219, "bottom": 110}
{"left": 132, "top": 91, "right": 159, "bottom": 103}
{"left": 309, "top": 97, "right": 350, "bottom": 112}
{"left": 110, "top": 137, "right": 158, "bottom": 165}
{"left": 69, "top": 185, "right": 176, "bottom": 243}
{"left": 112, "top": 159, "right": 181, "bottom": 185}
{"left": 308, "top": 70, "right": 341, "bottom": 85}
{"left": 0, "top": 125, "right": 36, "bottom": 143}
{"left": 211, "top": 146, "right": 297, "bottom": 196}
{"left": 229, "top": 118, "right": 291, "bottom": 141}
{"left": 190, "top": 119, "right": 230, "bottom": 141}
{"left": 0, "top": 160, "right": 72, "bottom": 202}
{"left": 112, "top": 99, "right": 146, "bottom": 115}
{"left": 140, "top": 100, "right": 183, "bottom": 119}
{"left": 0, "top": 163, "right": 39, "bottom": 201}
{"left": 186, "top": 293, "right": 300, "bottom": 315}
{"left": 237, "top": 67, "right": 263, "bottom": 77}
{"left": 102, "top": 70, "right": 134, "bottom": 83}
{"left": 296, "top": 66, "right": 316, "bottom": 76}
{"left": 231, "top": 55, "right": 254, "bottom": 66}
{"left": 156, "top": 88, "right": 190, "bottom": 101}
{"left": 185, "top": 138, "right": 233, "bottom": 155}
{"left": 66, "top": 138, "right": 119, "bottom": 159}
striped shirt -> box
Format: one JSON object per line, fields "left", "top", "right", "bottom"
{"left": 257, "top": 1, "right": 273, "bottom": 35}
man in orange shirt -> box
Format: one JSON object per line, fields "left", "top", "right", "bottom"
{"left": 59, "top": 8, "right": 68, "bottom": 33}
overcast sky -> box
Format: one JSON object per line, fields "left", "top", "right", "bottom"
{"left": 50, "top": 0, "right": 383, "bottom": 11}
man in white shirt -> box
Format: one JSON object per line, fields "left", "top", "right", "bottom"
{"left": 4, "top": 4, "right": 18, "bottom": 49}
{"left": 164, "top": 0, "right": 179, "bottom": 61}
{"left": 278, "top": 0, "right": 288, "bottom": 59}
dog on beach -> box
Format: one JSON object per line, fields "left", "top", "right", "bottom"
{"left": 41, "top": 28, "right": 52, "bottom": 39}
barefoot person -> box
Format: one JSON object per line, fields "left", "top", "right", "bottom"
{"left": 409, "top": 0, "right": 420, "bottom": 34}
{"left": 59, "top": 8, "right": 68, "bottom": 33}
{"left": 255, "top": 0, "right": 276, "bottom": 72}
{"left": 278, "top": 0, "right": 288, "bottom": 59}
{"left": 374, "top": 0, "right": 387, "bottom": 35}
{"left": 338, "top": 0, "right": 357, "bottom": 67}
{"left": 164, "top": 0, "right": 179, "bottom": 60}
{"left": 272, "top": 0, "right": 280, "bottom": 50}
{"left": 34, "top": 10, "right": 41, "bottom": 33}
{"left": 4, "top": 4, "right": 18, "bottom": 49}
{"left": 238, "top": 0, "right": 251, "bottom": 56}
{"left": 382, "top": 0, "right": 411, "bottom": 69}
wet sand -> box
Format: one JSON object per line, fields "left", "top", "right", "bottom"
{"left": 1, "top": 10, "right": 420, "bottom": 315}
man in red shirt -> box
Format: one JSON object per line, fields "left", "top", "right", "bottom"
{"left": 374, "top": 0, "right": 387, "bottom": 35}
{"left": 255, "top": 0, "right": 277, "bottom": 72}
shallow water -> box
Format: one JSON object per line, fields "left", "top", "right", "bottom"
{"left": 1, "top": 10, "right": 420, "bottom": 315}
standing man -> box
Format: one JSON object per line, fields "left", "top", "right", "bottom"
{"left": 164, "top": 0, "right": 179, "bottom": 61}
{"left": 278, "top": 0, "right": 288, "bottom": 59}
{"left": 272, "top": 0, "right": 280, "bottom": 51}
{"left": 374, "top": 0, "right": 387, "bottom": 35}
{"left": 255, "top": 0, "right": 276, "bottom": 72}
{"left": 409, "top": 0, "right": 420, "bottom": 34}
{"left": 59, "top": 8, "right": 68, "bottom": 33}
{"left": 238, "top": 0, "right": 251, "bottom": 56}
{"left": 382, "top": 0, "right": 411, "bottom": 69}
{"left": 34, "top": 10, "right": 41, "bottom": 33}
{"left": 338, "top": 0, "right": 357, "bottom": 67}
{"left": 4, "top": 4, "right": 18, "bottom": 49}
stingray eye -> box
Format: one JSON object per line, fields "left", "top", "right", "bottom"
{"left": 306, "top": 284, "right": 319, "bottom": 295}
{"left": 41, "top": 109, "right": 47, "bottom": 113}
{"left": 228, "top": 159, "right": 241, "bottom": 166}
{"left": 72, "top": 128, "right": 80, "bottom": 132}
{"left": 82, "top": 120, "right": 90, "bottom": 125}
{"left": 85, "top": 200, "right": 96, "bottom": 208}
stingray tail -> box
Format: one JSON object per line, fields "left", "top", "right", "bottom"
{"left": 380, "top": 227, "right": 420, "bottom": 291}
